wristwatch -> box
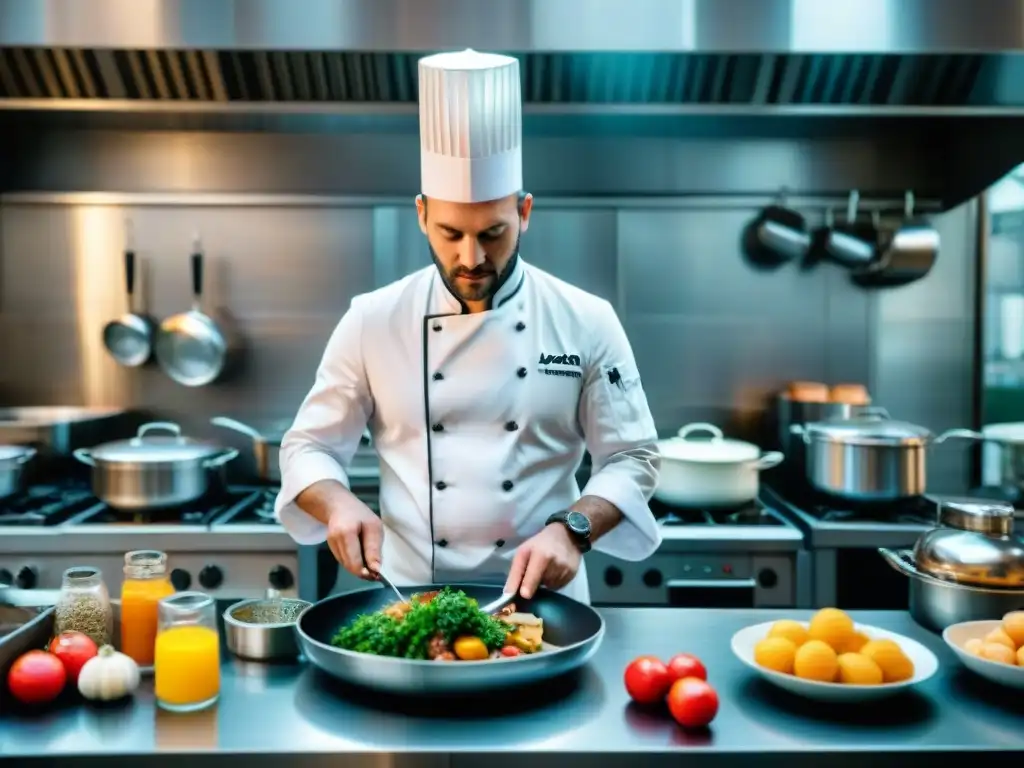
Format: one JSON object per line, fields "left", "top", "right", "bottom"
{"left": 545, "top": 510, "right": 592, "bottom": 553}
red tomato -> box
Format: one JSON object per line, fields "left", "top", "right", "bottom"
{"left": 500, "top": 646, "right": 521, "bottom": 657}
{"left": 7, "top": 650, "right": 66, "bottom": 705}
{"left": 666, "top": 653, "right": 707, "bottom": 682}
{"left": 666, "top": 677, "right": 719, "bottom": 729}
{"left": 48, "top": 632, "right": 98, "bottom": 684}
{"left": 624, "top": 655, "right": 672, "bottom": 705}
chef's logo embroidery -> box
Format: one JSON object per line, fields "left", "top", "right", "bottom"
{"left": 537, "top": 352, "right": 582, "bottom": 379}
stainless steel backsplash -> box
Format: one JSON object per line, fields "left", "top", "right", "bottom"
{"left": 0, "top": 129, "right": 980, "bottom": 491}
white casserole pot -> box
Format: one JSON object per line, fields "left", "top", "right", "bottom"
{"left": 654, "top": 423, "right": 785, "bottom": 507}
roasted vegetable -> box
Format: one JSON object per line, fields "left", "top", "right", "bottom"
{"left": 330, "top": 587, "right": 512, "bottom": 660}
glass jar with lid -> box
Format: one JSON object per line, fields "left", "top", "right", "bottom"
{"left": 55, "top": 566, "right": 113, "bottom": 647}
{"left": 121, "top": 550, "right": 176, "bottom": 667}
{"left": 154, "top": 591, "right": 220, "bottom": 712}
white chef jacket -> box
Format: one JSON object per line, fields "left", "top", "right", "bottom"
{"left": 275, "top": 256, "right": 662, "bottom": 604}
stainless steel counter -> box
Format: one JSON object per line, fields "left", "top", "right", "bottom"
{"left": 2, "top": 608, "right": 1023, "bottom": 767}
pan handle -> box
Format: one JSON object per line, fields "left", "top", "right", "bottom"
{"left": 210, "top": 416, "right": 262, "bottom": 441}
{"left": 124, "top": 249, "right": 136, "bottom": 299}
{"left": 73, "top": 448, "right": 96, "bottom": 467}
{"left": 191, "top": 248, "right": 203, "bottom": 306}
{"left": 203, "top": 448, "right": 239, "bottom": 469}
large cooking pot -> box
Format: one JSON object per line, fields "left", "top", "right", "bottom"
{"left": 790, "top": 411, "right": 979, "bottom": 501}
{"left": 0, "top": 446, "right": 36, "bottom": 499}
{"left": 73, "top": 422, "right": 238, "bottom": 510}
{"left": 980, "top": 422, "right": 1024, "bottom": 491}
{"left": 879, "top": 498, "right": 1024, "bottom": 632}
{"left": 775, "top": 393, "right": 873, "bottom": 462}
{"left": 655, "top": 423, "right": 783, "bottom": 508}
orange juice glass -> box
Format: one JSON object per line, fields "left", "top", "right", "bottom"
{"left": 121, "top": 550, "right": 175, "bottom": 667}
{"left": 154, "top": 592, "right": 220, "bottom": 712}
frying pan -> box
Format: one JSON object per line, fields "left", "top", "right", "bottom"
{"left": 103, "top": 249, "right": 156, "bottom": 367}
{"left": 155, "top": 245, "right": 228, "bottom": 387}
{"left": 296, "top": 583, "right": 604, "bottom": 695}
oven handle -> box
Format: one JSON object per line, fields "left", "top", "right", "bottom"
{"left": 667, "top": 579, "right": 757, "bottom": 590}
{"left": 666, "top": 578, "right": 758, "bottom": 608}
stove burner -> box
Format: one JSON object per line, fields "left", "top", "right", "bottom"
{"left": 0, "top": 481, "right": 99, "bottom": 526}
{"left": 765, "top": 482, "right": 938, "bottom": 526}
{"left": 652, "top": 498, "right": 785, "bottom": 526}
{"left": 79, "top": 488, "right": 253, "bottom": 526}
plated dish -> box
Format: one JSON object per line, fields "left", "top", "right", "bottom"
{"left": 732, "top": 608, "right": 938, "bottom": 703}
{"left": 943, "top": 612, "right": 1024, "bottom": 690}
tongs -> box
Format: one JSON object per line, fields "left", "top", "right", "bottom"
{"left": 373, "top": 566, "right": 515, "bottom": 616}
{"left": 374, "top": 566, "right": 409, "bottom": 604}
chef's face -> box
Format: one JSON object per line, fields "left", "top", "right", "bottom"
{"left": 417, "top": 192, "right": 533, "bottom": 308}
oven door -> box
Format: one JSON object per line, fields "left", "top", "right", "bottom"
{"left": 833, "top": 548, "right": 911, "bottom": 610}
{"left": 586, "top": 552, "right": 795, "bottom": 608}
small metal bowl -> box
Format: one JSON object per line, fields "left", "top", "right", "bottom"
{"left": 223, "top": 596, "right": 311, "bottom": 662}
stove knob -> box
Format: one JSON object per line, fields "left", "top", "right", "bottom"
{"left": 0, "top": 569, "right": 12, "bottom": 586}
{"left": 642, "top": 569, "right": 663, "bottom": 588}
{"left": 15, "top": 566, "right": 37, "bottom": 589}
{"left": 170, "top": 568, "right": 192, "bottom": 591}
{"left": 758, "top": 568, "right": 778, "bottom": 589}
{"left": 198, "top": 565, "right": 223, "bottom": 590}
{"left": 604, "top": 566, "right": 623, "bottom": 587}
{"left": 268, "top": 565, "right": 294, "bottom": 590}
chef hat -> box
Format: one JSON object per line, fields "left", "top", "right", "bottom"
{"left": 418, "top": 49, "right": 523, "bottom": 204}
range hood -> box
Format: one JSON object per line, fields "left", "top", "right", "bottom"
{"left": 3, "top": 0, "right": 1024, "bottom": 114}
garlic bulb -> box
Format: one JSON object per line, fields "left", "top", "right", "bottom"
{"left": 77, "top": 645, "right": 140, "bottom": 702}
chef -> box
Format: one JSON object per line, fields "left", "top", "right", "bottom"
{"left": 275, "top": 49, "right": 661, "bottom": 604}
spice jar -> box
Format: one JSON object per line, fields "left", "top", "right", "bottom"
{"left": 154, "top": 592, "right": 220, "bottom": 712}
{"left": 55, "top": 566, "right": 113, "bottom": 647}
{"left": 121, "top": 550, "right": 176, "bottom": 667}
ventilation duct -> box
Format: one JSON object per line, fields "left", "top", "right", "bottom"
{"left": 2, "top": 0, "right": 1024, "bottom": 113}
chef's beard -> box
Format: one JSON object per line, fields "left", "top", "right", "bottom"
{"left": 430, "top": 229, "right": 522, "bottom": 306}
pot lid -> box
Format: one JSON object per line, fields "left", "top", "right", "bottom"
{"left": 804, "top": 412, "right": 932, "bottom": 446}
{"left": 914, "top": 499, "right": 1024, "bottom": 588}
{"left": 89, "top": 421, "right": 224, "bottom": 463}
{"left": 658, "top": 423, "right": 760, "bottom": 463}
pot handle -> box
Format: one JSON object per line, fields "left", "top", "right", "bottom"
{"left": 73, "top": 447, "right": 96, "bottom": 467}
{"left": 677, "top": 423, "right": 724, "bottom": 442}
{"left": 753, "top": 451, "right": 784, "bottom": 470}
{"left": 878, "top": 547, "right": 963, "bottom": 588}
{"left": 932, "top": 429, "right": 983, "bottom": 445}
{"left": 203, "top": 448, "right": 239, "bottom": 469}
{"left": 15, "top": 448, "right": 36, "bottom": 465}
{"left": 133, "top": 421, "right": 183, "bottom": 444}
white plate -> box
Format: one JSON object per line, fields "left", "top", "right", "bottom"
{"left": 942, "top": 620, "right": 1024, "bottom": 690}
{"left": 731, "top": 621, "right": 938, "bottom": 703}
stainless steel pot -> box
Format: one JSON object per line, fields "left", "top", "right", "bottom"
{"left": 880, "top": 548, "right": 1024, "bottom": 633}
{"left": 0, "top": 446, "right": 36, "bottom": 499}
{"left": 790, "top": 412, "right": 980, "bottom": 501}
{"left": 914, "top": 499, "right": 1024, "bottom": 588}
{"left": 979, "top": 422, "right": 1024, "bottom": 491}
{"left": 223, "top": 595, "right": 311, "bottom": 661}
{"left": 775, "top": 393, "right": 873, "bottom": 460}
{"left": 210, "top": 416, "right": 284, "bottom": 483}
{"left": 72, "top": 421, "right": 238, "bottom": 510}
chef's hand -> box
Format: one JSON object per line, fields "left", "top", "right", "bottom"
{"left": 504, "top": 524, "right": 582, "bottom": 600}
{"left": 326, "top": 499, "right": 383, "bottom": 581}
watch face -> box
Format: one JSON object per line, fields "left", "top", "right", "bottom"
{"left": 566, "top": 511, "right": 590, "bottom": 535}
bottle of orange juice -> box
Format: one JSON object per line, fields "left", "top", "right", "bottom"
{"left": 154, "top": 592, "right": 220, "bottom": 712}
{"left": 121, "top": 550, "right": 176, "bottom": 666}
